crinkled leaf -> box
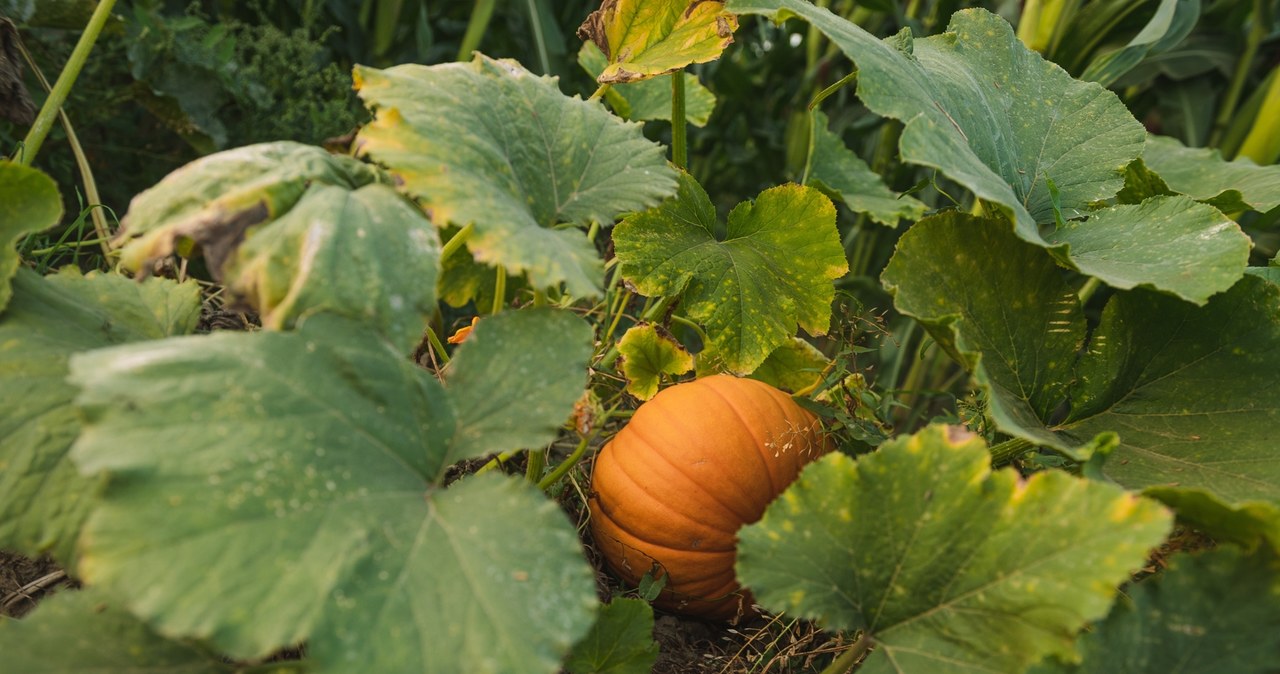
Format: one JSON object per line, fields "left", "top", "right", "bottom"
{"left": 1042, "top": 195, "right": 1249, "bottom": 305}
{"left": 69, "top": 312, "right": 596, "bottom": 670}
{"left": 730, "top": 2, "right": 1146, "bottom": 249}
{"left": 616, "top": 323, "right": 693, "bottom": 400}
{"left": 737, "top": 425, "right": 1172, "bottom": 674}
{"left": 577, "top": 0, "right": 738, "bottom": 84}
{"left": 1139, "top": 134, "right": 1280, "bottom": 213}
{"left": 1078, "top": 0, "right": 1200, "bottom": 87}
{"left": 577, "top": 42, "right": 716, "bottom": 126}
{"left": 221, "top": 182, "right": 440, "bottom": 353}
{"left": 0, "top": 587, "right": 237, "bottom": 674}
{"left": 565, "top": 598, "right": 660, "bottom": 674}
{"left": 805, "top": 110, "right": 926, "bottom": 227}
{"left": 354, "top": 55, "right": 677, "bottom": 298}
{"left": 0, "top": 268, "right": 199, "bottom": 566}
{"left": 446, "top": 309, "right": 593, "bottom": 459}
{"left": 614, "top": 171, "right": 846, "bottom": 374}
{"left": 883, "top": 215, "right": 1280, "bottom": 507}
{"left": 114, "top": 142, "right": 383, "bottom": 274}
{"left": 0, "top": 161, "right": 62, "bottom": 312}
{"left": 1030, "top": 547, "right": 1280, "bottom": 674}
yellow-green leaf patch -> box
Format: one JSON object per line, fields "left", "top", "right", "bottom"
{"left": 617, "top": 323, "right": 694, "bottom": 400}
{"left": 578, "top": 0, "right": 738, "bottom": 84}
{"left": 578, "top": 42, "right": 717, "bottom": 126}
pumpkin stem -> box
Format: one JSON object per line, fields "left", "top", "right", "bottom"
{"left": 820, "top": 631, "right": 873, "bottom": 674}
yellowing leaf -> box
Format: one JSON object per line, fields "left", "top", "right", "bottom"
{"left": 617, "top": 323, "right": 694, "bottom": 400}
{"left": 578, "top": 0, "right": 738, "bottom": 84}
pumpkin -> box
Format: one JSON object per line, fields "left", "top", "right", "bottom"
{"left": 588, "top": 374, "right": 828, "bottom": 620}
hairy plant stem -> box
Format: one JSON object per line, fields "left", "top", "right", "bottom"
{"left": 438, "top": 223, "right": 474, "bottom": 264}
{"left": 538, "top": 434, "right": 592, "bottom": 491}
{"left": 19, "top": 0, "right": 117, "bottom": 167}
{"left": 457, "top": 0, "right": 497, "bottom": 61}
{"left": 988, "top": 437, "right": 1036, "bottom": 465}
{"left": 669, "top": 313, "right": 708, "bottom": 346}
{"left": 671, "top": 71, "right": 687, "bottom": 169}
{"left": 525, "top": 448, "right": 546, "bottom": 483}
{"left": 1077, "top": 276, "right": 1102, "bottom": 305}
{"left": 424, "top": 326, "right": 450, "bottom": 365}
{"left": 589, "top": 83, "right": 612, "bottom": 101}
{"left": 820, "top": 632, "right": 873, "bottom": 674}
{"left": 1210, "top": 0, "right": 1266, "bottom": 148}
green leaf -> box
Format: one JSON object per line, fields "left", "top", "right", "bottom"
{"left": 0, "top": 268, "right": 200, "bottom": 566}
{"left": 1140, "top": 487, "right": 1280, "bottom": 553}
{"left": 1078, "top": 0, "right": 1200, "bottom": 87}
{"left": 69, "top": 312, "right": 596, "bottom": 670}
{"left": 115, "top": 142, "right": 384, "bottom": 274}
{"left": 0, "top": 162, "right": 62, "bottom": 312}
{"left": 565, "top": 598, "right": 660, "bottom": 674}
{"left": 883, "top": 215, "right": 1280, "bottom": 507}
{"left": 746, "top": 336, "right": 829, "bottom": 393}
{"left": 1030, "top": 547, "right": 1280, "bottom": 674}
{"left": 577, "top": 0, "right": 738, "bottom": 84}
{"left": 354, "top": 54, "right": 678, "bottom": 298}
{"left": 737, "top": 425, "right": 1172, "bottom": 674}
{"left": 616, "top": 323, "right": 694, "bottom": 400}
{"left": 805, "top": 110, "right": 927, "bottom": 227}
{"left": 1140, "top": 134, "right": 1280, "bottom": 213}
{"left": 0, "top": 588, "right": 237, "bottom": 674}
{"left": 1246, "top": 266, "right": 1280, "bottom": 286}
{"left": 221, "top": 182, "right": 440, "bottom": 353}
{"left": 614, "top": 171, "right": 846, "bottom": 374}
{"left": 437, "top": 227, "right": 520, "bottom": 310}
{"left": 446, "top": 309, "right": 593, "bottom": 460}
{"left": 577, "top": 42, "right": 716, "bottom": 126}
{"left": 729, "top": 2, "right": 1146, "bottom": 248}
{"left": 1042, "top": 195, "right": 1249, "bottom": 305}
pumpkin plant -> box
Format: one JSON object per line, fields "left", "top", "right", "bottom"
{"left": 3, "top": 0, "right": 1280, "bottom": 672}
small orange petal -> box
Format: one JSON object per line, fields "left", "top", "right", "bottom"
{"left": 447, "top": 316, "right": 480, "bottom": 345}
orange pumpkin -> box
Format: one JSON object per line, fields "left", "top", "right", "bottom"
{"left": 588, "top": 374, "right": 828, "bottom": 620}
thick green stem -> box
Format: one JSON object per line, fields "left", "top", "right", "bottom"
{"left": 438, "top": 223, "right": 474, "bottom": 264}
{"left": 1235, "top": 64, "right": 1280, "bottom": 163}
{"left": 538, "top": 434, "right": 592, "bottom": 491}
{"left": 1077, "top": 276, "right": 1102, "bottom": 305}
{"left": 491, "top": 265, "right": 507, "bottom": 314}
{"left": 589, "top": 83, "right": 612, "bottom": 101}
{"left": 19, "top": 0, "right": 117, "bottom": 167}
{"left": 671, "top": 72, "right": 687, "bottom": 169}
{"left": 1210, "top": 0, "right": 1266, "bottom": 148}
{"left": 989, "top": 437, "right": 1036, "bottom": 465}
{"left": 525, "top": 448, "right": 546, "bottom": 483}
{"left": 532, "top": 288, "right": 548, "bottom": 307}
{"left": 669, "top": 313, "right": 708, "bottom": 345}
{"left": 820, "top": 632, "right": 873, "bottom": 674}
{"left": 457, "top": 0, "right": 497, "bottom": 61}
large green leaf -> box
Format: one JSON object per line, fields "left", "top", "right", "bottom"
{"left": 69, "top": 311, "right": 596, "bottom": 671}
{"left": 737, "top": 425, "right": 1172, "bottom": 674}
{"left": 1137, "top": 134, "right": 1280, "bottom": 214}
{"left": 115, "top": 142, "right": 384, "bottom": 274}
{"left": 0, "top": 162, "right": 62, "bottom": 312}
{"left": 805, "top": 110, "right": 927, "bottom": 227}
{"left": 0, "top": 588, "right": 245, "bottom": 674}
{"left": 564, "top": 598, "right": 660, "bottom": 674}
{"left": 729, "top": 1, "right": 1146, "bottom": 248}
{"left": 613, "top": 171, "right": 846, "bottom": 373}
{"left": 354, "top": 54, "right": 677, "bottom": 298}
{"left": 577, "top": 0, "right": 738, "bottom": 84}
{"left": 221, "top": 182, "right": 440, "bottom": 353}
{"left": 883, "top": 214, "right": 1280, "bottom": 506}
{"left": 1042, "top": 195, "right": 1249, "bottom": 305}
{"left": 577, "top": 43, "right": 716, "bottom": 126}
{"left": 0, "top": 268, "right": 200, "bottom": 566}
{"left": 1030, "top": 547, "right": 1280, "bottom": 673}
